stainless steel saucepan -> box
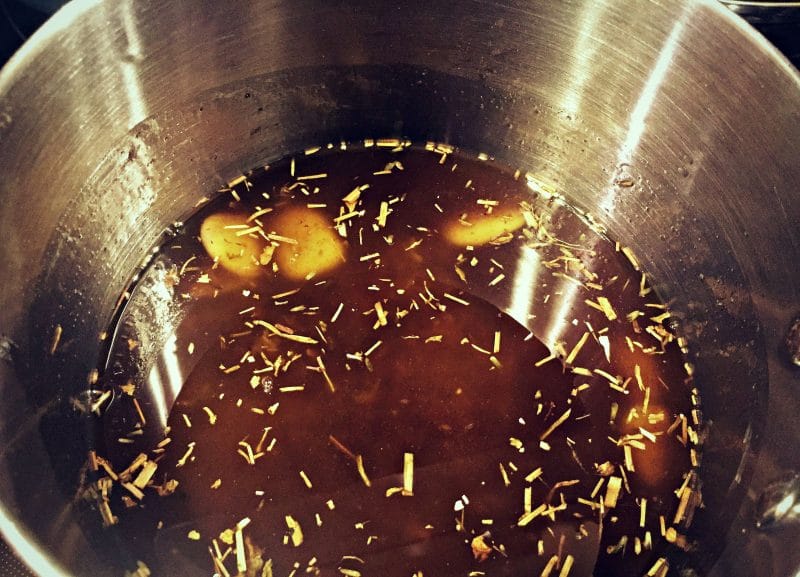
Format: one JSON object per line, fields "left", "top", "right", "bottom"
{"left": 0, "top": 1, "right": 798, "bottom": 575}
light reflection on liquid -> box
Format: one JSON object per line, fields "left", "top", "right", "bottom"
{"left": 145, "top": 332, "right": 185, "bottom": 429}
{"left": 505, "top": 245, "right": 541, "bottom": 327}
{"left": 120, "top": 259, "right": 187, "bottom": 429}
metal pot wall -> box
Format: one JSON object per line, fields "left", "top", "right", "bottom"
{"left": 0, "top": 0, "right": 798, "bottom": 575}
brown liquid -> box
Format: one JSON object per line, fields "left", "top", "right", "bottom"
{"left": 92, "top": 143, "right": 700, "bottom": 577}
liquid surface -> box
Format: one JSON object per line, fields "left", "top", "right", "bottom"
{"left": 86, "top": 142, "right": 702, "bottom": 577}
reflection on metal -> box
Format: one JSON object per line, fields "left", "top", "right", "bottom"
{"left": 522, "top": 175, "right": 594, "bottom": 351}
{"left": 132, "top": 262, "right": 184, "bottom": 428}
{"left": 119, "top": 64, "right": 148, "bottom": 129}
{"left": 162, "top": 332, "right": 184, "bottom": 406}
{"left": 543, "top": 277, "right": 581, "bottom": 351}
{"left": 146, "top": 363, "right": 168, "bottom": 429}
{"left": 119, "top": 0, "right": 147, "bottom": 126}
{"left": 103, "top": 0, "right": 148, "bottom": 128}
{"left": 559, "top": 2, "right": 604, "bottom": 118}
{"left": 731, "top": 423, "right": 754, "bottom": 489}
{"left": 120, "top": 0, "right": 143, "bottom": 59}
{"left": 618, "top": 16, "right": 687, "bottom": 165}
{"left": 145, "top": 331, "right": 184, "bottom": 428}
{"left": 506, "top": 245, "right": 541, "bottom": 326}
{"left": 599, "top": 14, "right": 688, "bottom": 215}
{"left": 755, "top": 473, "right": 800, "bottom": 530}
{"left": 559, "top": 12, "right": 689, "bottom": 356}
{"left": 0, "top": 503, "right": 71, "bottom": 577}
{"left": 525, "top": 174, "right": 562, "bottom": 202}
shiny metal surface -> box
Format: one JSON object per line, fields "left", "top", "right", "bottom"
{"left": 755, "top": 472, "right": 800, "bottom": 530}
{"left": 0, "top": 0, "right": 798, "bottom": 576}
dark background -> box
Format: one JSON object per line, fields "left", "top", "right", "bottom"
{"left": 0, "top": 0, "right": 798, "bottom": 576}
